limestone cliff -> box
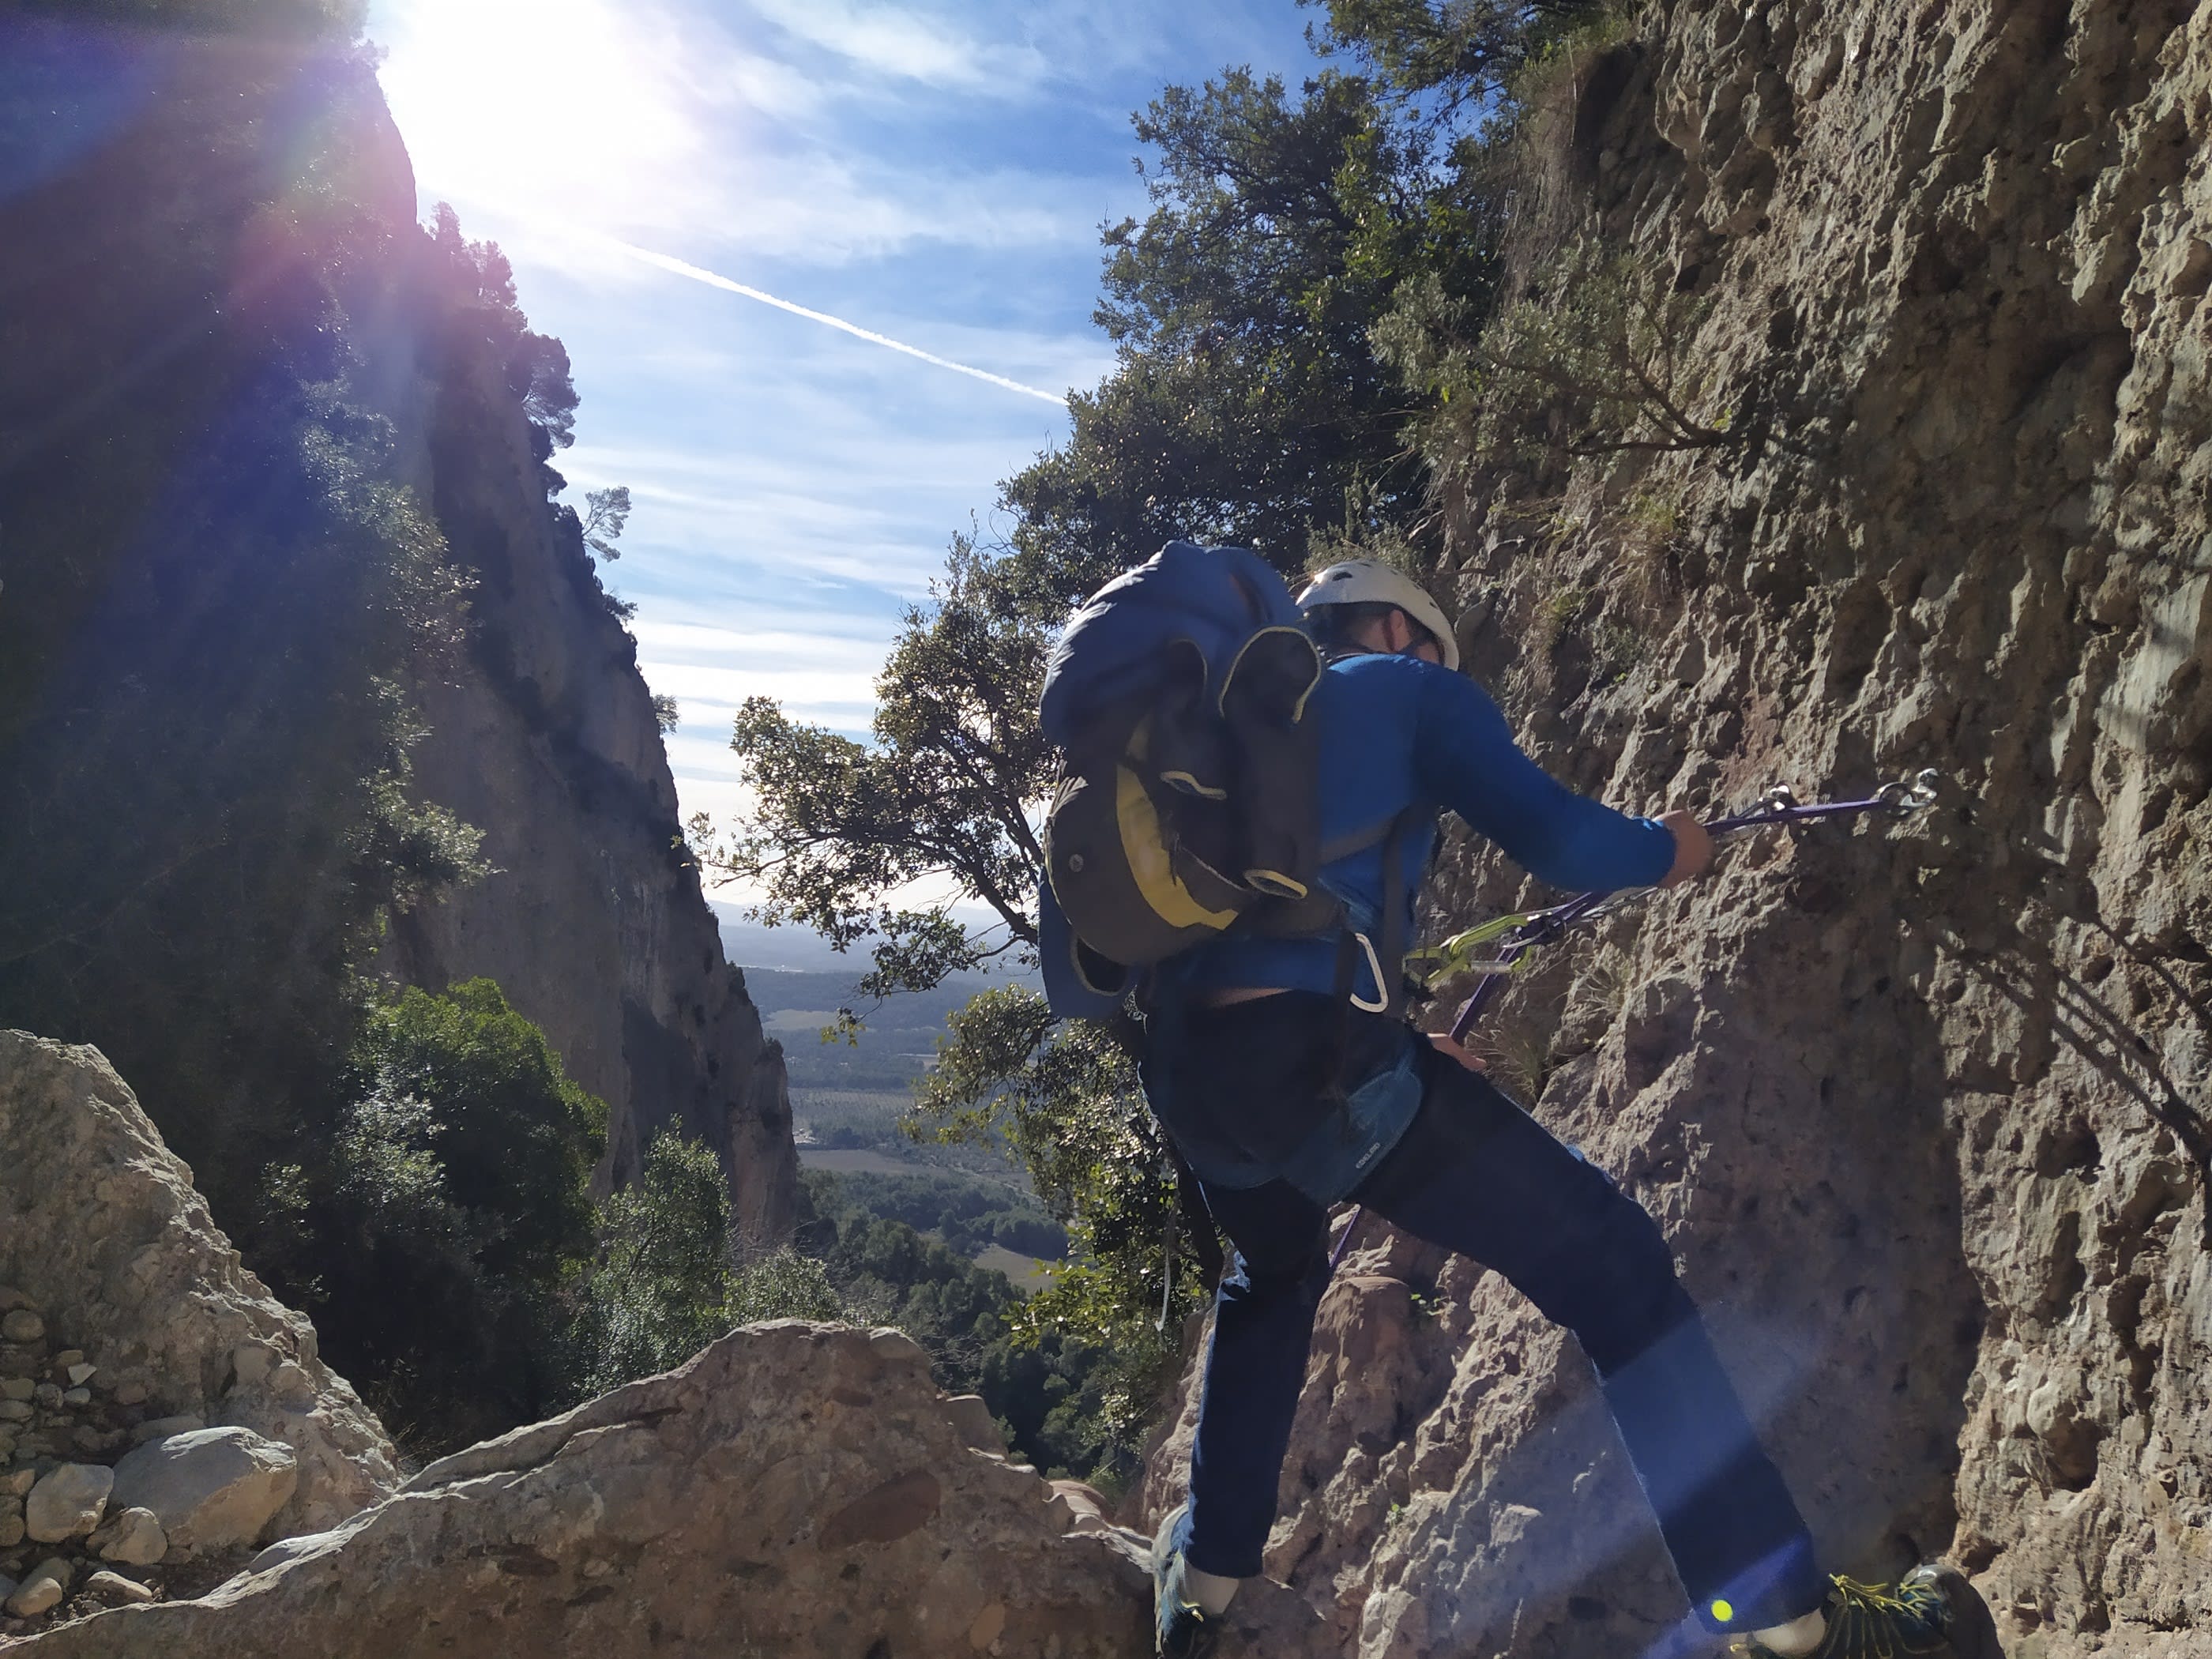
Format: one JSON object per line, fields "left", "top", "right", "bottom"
{"left": 366, "top": 186, "right": 795, "bottom": 1229}
{"left": 0, "top": 12, "right": 794, "bottom": 1240}
{"left": 1140, "top": 4, "right": 2210, "bottom": 1657}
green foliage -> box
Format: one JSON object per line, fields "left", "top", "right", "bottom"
{"left": 1313, "top": 1, "right": 1607, "bottom": 113}
{"left": 352, "top": 981, "right": 607, "bottom": 1275}
{"left": 696, "top": 538, "right": 1052, "bottom": 1018}
{"left": 651, "top": 693, "right": 680, "bottom": 734}
{"left": 254, "top": 980, "right": 608, "bottom": 1450}
{"left": 1379, "top": 236, "right": 1732, "bottom": 483}
{"left": 804, "top": 1168, "right": 1067, "bottom": 1260}
{"left": 709, "top": 0, "right": 1620, "bottom": 1437}
{"left": 796, "top": 1175, "right": 1150, "bottom": 1488}
{"left": 1001, "top": 61, "right": 1502, "bottom": 598}
{"left": 728, "top": 1247, "right": 845, "bottom": 1327}
{"left": 570, "top": 1129, "right": 839, "bottom": 1399}
{"left": 581, "top": 485, "right": 631, "bottom": 561}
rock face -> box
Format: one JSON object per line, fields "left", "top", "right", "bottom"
{"left": 0, "top": 1033, "right": 397, "bottom": 1539}
{"left": 1138, "top": 5, "right": 2211, "bottom": 1657}
{"left": 13, "top": 1323, "right": 1152, "bottom": 1658}
{"left": 0, "top": 17, "right": 795, "bottom": 1244}
{"left": 367, "top": 298, "right": 797, "bottom": 1229}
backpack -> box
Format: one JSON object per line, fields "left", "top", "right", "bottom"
{"left": 1036, "top": 541, "right": 1343, "bottom": 1017}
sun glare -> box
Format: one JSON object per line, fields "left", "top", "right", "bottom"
{"left": 374, "top": 0, "right": 713, "bottom": 233}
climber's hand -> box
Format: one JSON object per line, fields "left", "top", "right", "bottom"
{"left": 1427, "top": 1032, "right": 1488, "bottom": 1072}
{"left": 1657, "top": 808, "right": 1714, "bottom": 888}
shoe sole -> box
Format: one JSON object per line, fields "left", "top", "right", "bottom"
{"left": 1924, "top": 1564, "right": 2005, "bottom": 1659}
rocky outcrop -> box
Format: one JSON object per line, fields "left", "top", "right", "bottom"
{"left": 11, "top": 1322, "right": 1152, "bottom": 1657}
{"left": 367, "top": 276, "right": 796, "bottom": 1229}
{"left": 0, "top": 1033, "right": 397, "bottom": 1549}
{"left": 1140, "top": 4, "right": 2210, "bottom": 1657}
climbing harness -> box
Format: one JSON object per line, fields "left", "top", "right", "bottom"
{"left": 1324, "top": 770, "right": 1943, "bottom": 1272}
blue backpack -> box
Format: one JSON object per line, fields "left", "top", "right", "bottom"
{"left": 1036, "top": 541, "right": 1334, "bottom": 1018}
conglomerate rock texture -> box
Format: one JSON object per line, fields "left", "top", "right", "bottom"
{"left": 9, "top": 1322, "right": 1153, "bottom": 1659}
{"left": 0, "top": 1033, "right": 397, "bottom": 1546}
{"left": 1139, "top": 4, "right": 2210, "bottom": 1657}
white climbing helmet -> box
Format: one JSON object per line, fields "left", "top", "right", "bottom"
{"left": 1295, "top": 559, "right": 1460, "bottom": 672}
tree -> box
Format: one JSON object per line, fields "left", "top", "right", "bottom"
{"left": 254, "top": 980, "right": 608, "bottom": 1449}
{"left": 569, "top": 1127, "right": 839, "bottom": 1398}
{"left": 999, "top": 61, "right": 1500, "bottom": 605}
{"left": 581, "top": 484, "right": 630, "bottom": 560}
{"left": 707, "top": 5, "right": 1580, "bottom": 1366}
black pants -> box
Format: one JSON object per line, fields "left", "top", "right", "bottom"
{"left": 1146, "top": 993, "right": 1826, "bottom": 1635}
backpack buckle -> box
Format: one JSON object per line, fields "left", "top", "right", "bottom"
{"left": 1348, "top": 932, "right": 1390, "bottom": 1014}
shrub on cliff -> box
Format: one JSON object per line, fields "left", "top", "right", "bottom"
{"left": 567, "top": 1127, "right": 841, "bottom": 1400}
{"left": 256, "top": 980, "right": 608, "bottom": 1450}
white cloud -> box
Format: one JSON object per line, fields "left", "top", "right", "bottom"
{"left": 743, "top": 0, "right": 1048, "bottom": 93}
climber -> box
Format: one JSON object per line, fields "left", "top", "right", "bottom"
{"left": 1142, "top": 559, "right": 2000, "bottom": 1659}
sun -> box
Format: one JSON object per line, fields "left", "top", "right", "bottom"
{"left": 371, "top": 0, "right": 712, "bottom": 235}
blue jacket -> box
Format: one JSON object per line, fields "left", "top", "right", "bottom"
{"left": 1175, "top": 649, "right": 1676, "bottom": 1004}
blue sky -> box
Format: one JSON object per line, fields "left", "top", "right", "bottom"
{"left": 366, "top": 0, "right": 1324, "bottom": 852}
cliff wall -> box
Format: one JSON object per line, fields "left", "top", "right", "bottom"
{"left": 364, "top": 194, "right": 795, "bottom": 1230}
{"left": 1142, "top": 5, "right": 2211, "bottom": 1657}
{"left": 0, "top": 12, "right": 794, "bottom": 1240}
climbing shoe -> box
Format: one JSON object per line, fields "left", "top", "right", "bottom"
{"left": 1736, "top": 1564, "right": 2004, "bottom": 1659}
{"left": 1151, "top": 1503, "right": 1221, "bottom": 1658}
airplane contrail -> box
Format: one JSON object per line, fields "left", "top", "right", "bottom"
{"left": 608, "top": 239, "right": 1070, "bottom": 408}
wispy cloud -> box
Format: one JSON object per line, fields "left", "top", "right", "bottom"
{"left": 608, "top": 240, "right": 1067, "bottom": 404}
{"left": 363, "top": 0, "right": 1321, "bottom": 840}
{"left": 744, "top": 0, "right": 1048, "bottom": 92}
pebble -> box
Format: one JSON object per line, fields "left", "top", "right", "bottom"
{"left": 0, "top": 1515, "right": 23, "bottom": 1548}
{"left": 0, "top": 1379, "right": 31, "bottom": 1403}
{"left": 85, "top": 1569, "right": 156, "bottom": 1605}
{"left": 51, "top": 1352, "right": 84, "bottom": 1374}
{"left": 91, "top": 1506, "right": 167, "bottom": 1567}
{"left": 65, "top": 1364, "right": 95, "bottom": 1388}
{"left": 112, "top": 1380, "right": 149, "bottom": 1407}
{"left": 0, "top": 1311, "right": 43, "bottom": 1345}
{"left": 61, "top": 1389, "right": 91, "bottom": 1408}
{"left": 0, "top": 1287, "right": 30, "bottom": 1312}
{"left": 4, "top": 1557, "right": 70, "bottom": 1617}
{"left": 2, "top": 1469, "right": 36, "bottom": 1498}
{"left": 32, "top": 1382, "right": 62, "bottom": 1409}
{"left": 0, "top": 1401, "right": 32, "bottom": 1423}
{"left": 26, "top": 1463, "right": 113, "bottom": 1543}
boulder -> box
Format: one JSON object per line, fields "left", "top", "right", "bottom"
{"left": 0, "top": 1033, "right": 397, "bottom": 1535}
{"left": 24, "top": 1462, "right": 112, "bottom": 1542}
{"left": 5, "top": 1559, "right": 72, "bottom": 1619}
{"left": 84, "top": 1571, "right": 157, "bottom": 1606}
{"left": 9, "top": 1322, "right": 1151, "bottom": 1657}
{"left": 89, "top": 1506, "right": 169, "bottom": 1567}
{"left": 110, "top": 1426, "right": 298, "bottom": 1550}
